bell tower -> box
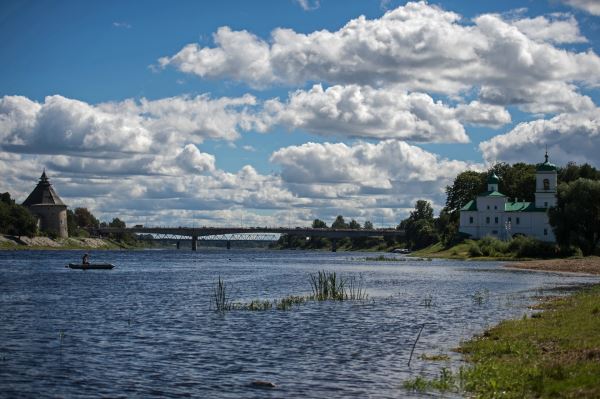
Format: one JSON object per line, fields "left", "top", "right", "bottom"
{"left": 534, "top": 151, "right": 557, "bottom": 209}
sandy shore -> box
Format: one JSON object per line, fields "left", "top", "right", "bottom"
{"left": 508, "top": 256, "right": 600, "bottom": 275}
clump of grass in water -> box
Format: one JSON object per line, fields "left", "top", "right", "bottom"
{"left": 309, "top": 270, "right": 345, "bottom": 301}
{"left": 423, "top": 295, "right": 433, "bottom": 307}
{"left": 237, "top": 299, "right": 272, "bottom": 311}
{"left": 309, "top": 270, "right": 368, "bottom": 301}
{"left": 346, "top": 275, "right": 367, "bottom": 300}
{"left": 473, "top": 289, "right": 490, "bottom": 305}
{"left": 276, "top": 295, "right": 306, "bottom": 310}
{"left": 213, "top": 276, "right": 232, "bottom": 312}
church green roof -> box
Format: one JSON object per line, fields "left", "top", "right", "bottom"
{"left": 461, "top": 200, "right": 477, "bottom": 211}
{"left": 536, "top": 152, "right": 557, "bottom": 172}
{"left": 487, "top": 172, "right": 500, "bottom": 184}
{"left": 479, "top": 190, "right": 506, "bottom": 197}
{"left": 504, "top": 202, "right": 547, "bottom": 212}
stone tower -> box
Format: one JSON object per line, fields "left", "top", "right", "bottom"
{"left": 22, "top": 171, "right": 68, "bottom": 238}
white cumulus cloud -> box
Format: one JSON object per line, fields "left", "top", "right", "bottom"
{"left": 159, "top": 1, "right": 599, "bottom": 114}
{"left": 561, "top": 0, "right": 600, "bottom": 16}
{"left": 479, "top": 108, "right": 600, "bottom": 166}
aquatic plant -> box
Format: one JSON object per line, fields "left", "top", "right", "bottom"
{"left": 472, "top": 289, "right": 490, "bottom": 305}
{"left": 213, "top": 276, "right": 232, "bottom": 312}
{"left": 276, "top": 295, "right": 306, "bottom": 310}
{"left": 237, "top": 299, "right": 272, "bottom": 311}
{"left": 309, "top": 270, "right": 346, "bottom": 301}
{"left": 345, "top": 275, "right": 368, "bottom": 300}
{"left": 423, "top": 295, "right": 433, "bottom": 307}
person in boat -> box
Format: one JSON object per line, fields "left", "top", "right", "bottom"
{"left": 82, "top": 253, "right": 90, "bottom": 265}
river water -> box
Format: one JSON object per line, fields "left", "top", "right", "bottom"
{"left": 0, "top": 249, "right": 598, "bottom": 398}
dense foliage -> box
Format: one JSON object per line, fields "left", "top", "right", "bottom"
{"left": 0, "top": 192, "right": 37, "bottom": 237}
{"left": 549, "top": 178, "right": 600, "bottom": 255}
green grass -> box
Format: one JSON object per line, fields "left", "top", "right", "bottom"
{"left": 459, "top": 284, "right": 600, "bottom": 398}
{"left": 403, "top": 284, "right": 600, "bottom": 398}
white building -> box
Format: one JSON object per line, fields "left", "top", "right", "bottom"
{"left": 459, "top": 153, "right": 557, "bottom": 242}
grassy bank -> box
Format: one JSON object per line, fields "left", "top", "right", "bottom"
{"left": 412, "top": 235, "right": 587, "bottom": 261}
{"left": 459, "top": 284, "right": 600, "bottom": 398}
{"left": 404, "top": 284, "right": 600, "bottom": 397}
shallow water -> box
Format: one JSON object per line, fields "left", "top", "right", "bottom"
{"left": 0, "top": 249, "right": 598, "bottom": 398}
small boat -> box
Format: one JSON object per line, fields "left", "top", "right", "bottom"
{"left": 67, "top": 263, "right": 115, "bottom": 270}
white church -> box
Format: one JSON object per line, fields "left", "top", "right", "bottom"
{"left": 459, "top": 153, "right": 557, "bottom": 242}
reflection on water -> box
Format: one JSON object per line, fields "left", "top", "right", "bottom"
{"left": 0, "top": 250, "right": 597, "bottom": 398}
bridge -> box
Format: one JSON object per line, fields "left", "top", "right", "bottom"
{"left": 92, "top": 226, "right": 405, "bottom": 251}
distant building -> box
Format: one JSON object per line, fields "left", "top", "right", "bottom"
{"left": 459, "top": 153, "right": 557, "bottom": 242}
{"left": 22, "top": 171, "right": 68, "bottom": 238}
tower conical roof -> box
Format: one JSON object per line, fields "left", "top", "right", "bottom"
{"left": 22, "top": 171, "right": 66, "bottom": 207}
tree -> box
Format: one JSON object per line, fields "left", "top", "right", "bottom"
{"left": 549, "top": 178, "right": 600, "bottom": 255}
{"left": 74, "top": 207, "right": 99, "bottom": 228}
{"left": 312, "top": 219, "right": 327, "bottom": 229}
{"left": 400, "top": 200, "right": 438, "bottom": 249}
{"left": 331, "top": 215, "right": 348, "bottom": 229}
{"left": 497, "top": 163, "right": 536, "bottom": 202}
{"left": 364, "top": 220, "right": 374, "bottom": 230}
{"left": 0, "top": 192, "right": 37, "bottom": 237}
{"left": 348, "top": 219, "right": 361, "bottom": 229}
{"left": 1, "top": 192, "right": 13, "bottom": 205}
{"left": 109, "top": 217, "right": 126, "bottom": 229}
{"left": 558, "top": 162, "right": 600, "bottom": 183}
{"left": 410, "top": 200, "right": 434, "bottom": 222}
{"left": 445, "top": 171, "right": 486, "bottom": 215}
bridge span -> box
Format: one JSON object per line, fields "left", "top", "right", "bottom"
{"left": 93, "top": 226, "right": 405, "bottom": 251}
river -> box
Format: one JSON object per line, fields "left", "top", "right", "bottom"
{"left": 0, "top": 249, "right": 598, "bottom": 398}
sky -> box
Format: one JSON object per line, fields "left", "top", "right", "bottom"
{"left": 1, "top": 0, "right": 599, "bottom": 228}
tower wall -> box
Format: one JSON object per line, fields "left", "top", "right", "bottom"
{"left": 29, "top": 204, "right": 68, "bottom": 238}
{"left": 535, "top": 170, "right": 557, "bottom": 208}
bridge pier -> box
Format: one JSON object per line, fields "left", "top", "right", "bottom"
{"left": 176, "top": 240, "right": 180, "bottom": 250}
{"left": 226, "top": 240, "right": 231, "bottom": 250}
{"left": 331, "top": 239, "right": 337, "bottom": 252}
{"left": 191, "top": 235, "right": 198, "bottom": 251}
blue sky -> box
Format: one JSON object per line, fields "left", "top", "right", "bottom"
{"left": 1, "top": 0, "right": 599, "bottom": 226}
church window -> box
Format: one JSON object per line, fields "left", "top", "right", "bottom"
{"left": 544, "top": 202, "right": 548, "bottom": 208}
{"left": 544, "top": 228, "right": 548, "bottom": 236}
{"left": 469, "top": 216, "right": 473, "bottom": 224}
{"left": 494, "top": 217, "right": 498, "bottom": 224}
{"left": 486, "top": 217, "right": 490, "bottom": 224}
{"left": 543, "top": 178, "right": 550, "bottom": 190}
{"left": 486, "top": 205, "right": 490, "bottom": 210}
{"left": 516, "top": 217, "right": 520, "bottom": 225}
{"left": 507, "top": 217, "right": 512, "bottom": 222}
{"left": 494, "top": 205, "right": 497, "bottom": 210}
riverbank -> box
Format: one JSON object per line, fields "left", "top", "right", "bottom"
{"left": 0, "top": 234, "right": 126, "bottom": 250}
{"left": 508, "top": 257, "right": 600, "bottom": 275}
{"left": 458, "top": 283, "right": 600, "bottom": 398}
